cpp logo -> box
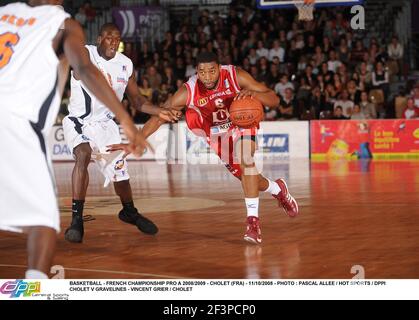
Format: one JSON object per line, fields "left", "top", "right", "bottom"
{"left": 259, "top": 134, "right": 289, "bottom": 153}
{"left": 0, "top": 280, "right": 41, "bottom": 298}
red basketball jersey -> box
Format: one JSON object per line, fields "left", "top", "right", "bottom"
{"left": 184, "top": 65, "right": 241, "bottom": 137}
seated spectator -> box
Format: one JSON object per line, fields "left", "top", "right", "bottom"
{"left": 185, "top": 56, "right": 196, "bottom": 78}
{"left": 359, "top": 91, "right": 377, "bottom": 119}
{"left": 412, "top": 85, "right": 419, "bottom": 108}
{"left": 327, "top": 50, "right": 342, "bottom": 73}
{"left": 372, "top": 61, "right": 390, "bottom": 99}
{"left": 325, "top": 83, "right": 339, "bottom": 105}
{"left": 173, "top": 57, "right": 186, "bottom": 81}
{"left": 274, "top": 74, "right": 294, "bottom": 99}
{"left": 138, "top": 78, "right": 153, "bottom": 101}
{"left": 334, "top": 90, "right": 354, "bottom": 118}
{"left": 333, "top": 73, "right": 343, "bottom": 93}
{"left": 162, "top": 66, "right": 177, "bottom": 90}
{"left": 269, "top": 40, "right": 285, "bottom": 63}
{"left": 256, "top": 40, "right": 269, "bottom": 60}
{"left": 123, "top": 42, "right": 138, "bottom": 67}
{"left": 347, "top": 80, "right": 361, "bottom": 104}
{"left": 351, "top": 72, "right": 365, "bottom": 91}
{"left": 257, "top": 57, "right": 270, "bottom": 83}
{"left": 74, "top": 6, "right": 86, "bottom": 28}
{"left": 338, "top": 38, "right": 351, "bottom": 65}
{"left": 84, "top": 2, "right": 96, "bottom": 23}
{"left": 322, "top": 36, "right": 332, "bottom": 55}
{"left": 297, "top": 56, "right": 308, "bottom": 73}
{"left": 267, "top": 63, "right": 280, "bottom": 87}
{"left": 287, "top": 39, "right": 300, "bottom": 66}
{"left": 310, "top": 86, "right": 333, "bottom": 119}
{"left": 351, "top": 40, "right": 365, "bottom": 65}
{"left": 358, "top": 61, "right": 372, "bottom": 89}
{"left": 287, "top": 22, "right": 300, "bottom": 41}
{"left": 278, "top": 88, "right": 298, "bottom": 120}
{"left": 402, "top": 98, "right": 419, "bottom": 119}
{"left": 303, "top": 65, "right": 316, "bottom": 87}
{"left": 248, "top": 48, "right": 258, "bottom": 65}
{"left": 350, "top": 104, "right": 367, "bottom": 120}
{"left": 313, "top": 45, "right": 326, "bottom": 68}
{"left": 146, "top": 66, "right": 162, "bottom": 91}
{"left": 305, "top": 35, "right": 316, "bottom": 56}
{"left": 320, "top": 62, "right": 334, "bottom": 84}
{"left": 387, "top": 36, "right": 403, "bottom": 79}
{"left": 295, "top": 34, "right": 305, "bottom": 50}
{"left": 394, "top": 88, "right": 408, "bottom": 118}
{"left": 296, "top": 77, "right": 312, "bottom": 102}
{"left": 333, "top": 106, "right": 349, "bottom": 120}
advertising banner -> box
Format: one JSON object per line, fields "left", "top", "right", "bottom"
{"left": 311, "top": 120, "right": 419, "bottom": 159}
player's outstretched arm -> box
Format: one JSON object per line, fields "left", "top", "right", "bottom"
{"left": 106, "top": 85, "right": 187, "bottom": 153}
{"left": 235, "top": 68, "right": 279, "bottom": 108}
{"left": 125, "top": 72, "right": 180, "bottom": 123}
{"left": 61, "top": 18, "right": 151, "bottom": 155}
{"left": 143, "top": 84, "right": 188, "bottom": 138}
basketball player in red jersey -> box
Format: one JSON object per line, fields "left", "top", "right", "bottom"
{"left": 110, "top": 52, "right": 299, "bottom": 244}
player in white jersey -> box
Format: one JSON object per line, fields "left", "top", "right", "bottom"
{"left": 62, "top": 23, "right": 176, "bottom": 243}
{"left": 0, "top": 1, "right": 152, "bottom": 279}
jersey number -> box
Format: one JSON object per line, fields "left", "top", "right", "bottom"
{"left": 0, "top": 32, "right": 20, "bottom": 69}
{"left": 213, "top": 98, "right": 229, "bottom": 122}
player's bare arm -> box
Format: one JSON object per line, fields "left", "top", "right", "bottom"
{"left": 60, "top": 18, "right": 151, "bottom": 155}
{"left": 106, "top": 84, "right": 187, "bottom": 153}
{"left": 142, "top": 84, "right": 188, "bottom": 137}
{"left": 125, "top": 72, "right": 180, "bottom": 123}
{"left": 235, "top": 68, "right": 279, "bottom": 108}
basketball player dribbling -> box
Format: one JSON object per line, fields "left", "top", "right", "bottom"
{"left": 0, "top": 0, "right": 151, "bottom": 279}
{"left": 62, "top": 23, "right": 180, "bottom": 244}
{"left": 109, "top": 52, "right": 299, "bottom": 244}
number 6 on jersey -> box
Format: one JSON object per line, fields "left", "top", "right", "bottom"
{"left": 0, "top": 32, "right": 19, "bottom": 69}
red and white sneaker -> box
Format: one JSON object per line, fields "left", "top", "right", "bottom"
{"left": 273, "top": 178, "right": 299, "bottom": 217}
{"left": 244, "top": 216, "right": 262, "bottom": 244}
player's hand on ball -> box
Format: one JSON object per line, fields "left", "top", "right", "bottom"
{"left": 234, "top": 89, "right": 255, "bottom": 101}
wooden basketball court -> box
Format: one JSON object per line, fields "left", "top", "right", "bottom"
{"left": 1, "top": 159, "right": 418, "bottom": 279}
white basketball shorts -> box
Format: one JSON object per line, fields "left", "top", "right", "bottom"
{"left": 0, "top": 111, "right": 60, "bottom": 233}
{"left": 62, "top": 116, "right": 129, "bottom": 187}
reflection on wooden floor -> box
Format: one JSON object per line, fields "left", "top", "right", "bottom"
{"left": 1, "top": 159, "right": 419, "bottom": 279}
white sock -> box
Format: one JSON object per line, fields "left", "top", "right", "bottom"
{"left": 245, "top": 198, "right": 259, "bottom": 218}
{"left": 25, "top": 269, "right": 48, "bottom": 279}
{"left": 264, "top": 179, "right": 281, "bottom": 195}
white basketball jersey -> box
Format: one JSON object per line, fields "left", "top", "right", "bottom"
{"left": 68, "top": 45, "right": 133, "bottom": 121}
{"left": 0, "top": 3, "right": 69, "bottom": 131}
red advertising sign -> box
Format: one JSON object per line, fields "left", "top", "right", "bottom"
{"left": 311, "top": 120, "right": 419, "bottom": 159}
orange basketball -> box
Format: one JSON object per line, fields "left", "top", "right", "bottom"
{"left": 229, "top": 96, "right": 264, "bottom": 128}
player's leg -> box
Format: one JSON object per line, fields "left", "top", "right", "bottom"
{"left": 114, "top": 180, "right": 158, "bottom": 235}
{"left": 222, "top": 136, "right": 298, "bottom": 220}
{"left": 234, "top": 136, "right": 263, "bottom": 244}
{"left": 230, "top": 127, "right": 298, "bottom": 218}
{"left": 26, "top": 226, "right": 56, "bottom": 278}
{"left": 0, "top": 113, "right": 60, "bottom": 278}
{"left": 262, "top": 174, "right": 299, "bottom": 218}
{"left": 64, "top": 143, "right": 92, "bottom": 243}
{"left": 90, "top": 119, "right": 158, "bottom": 235}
